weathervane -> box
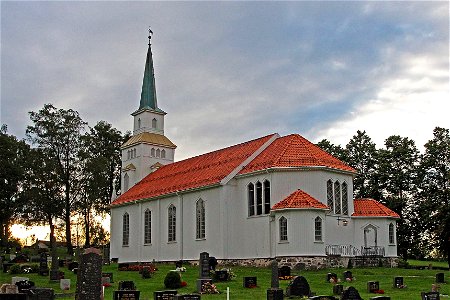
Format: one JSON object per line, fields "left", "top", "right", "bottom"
{"left": 148, "top": 27, "right": 153, "bottom": 45}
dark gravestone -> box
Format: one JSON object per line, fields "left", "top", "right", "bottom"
{"left": 75, "top": 248, "right": 103, "bottom": 300}
{"left": 154, "top": 290, "right": 177, "bottom": 300}
{"left": 343, "top": 271, "right": 353, "bottom": 281}
{"left": 341, "top": 287, "right": 362, "bottom": 300}
{"left": 243, "top": 276, "right": 257, "bottom": 288}
{"left": 102, "top": 272, "right": 114, "bottom": 283}
{"left": 393, "top": 276, "right": 404, "bottom": 288}
{"left": 2, "top": 262, "right": 13, "bottom": 273}
{"left": 214, "top": 270, "right": 229, "bottom": 281}
{"left": 421, "top": 292, "right": 440, "bottom": 300}
{"left": 38, "top": 253, "right": 49, "bottom": 276}
{"left": 333, "top": 284, "right": 343, "bottom": 295}
{"left": 309, "top": 297, "right": 337, "bottom": 300}
{"left": 26, "top": 288, "right": 55, "bottom": 300}
{"left": 175, "top": 260, "right": 183, "bottom": 268}
{"left": 370, "top": 297, "right": 391, "bottom": 300}
{"left": 278, "top": 266, "right": 291, "bottom": 277}
{"left": 367, "top": 281, "right": 380, "bottom": 293}
{"left": 208, "top": 257, "right": 217, "bottom": 271}
{"left": 199, "top": 252, "right": 210, "bottom": 278}
{"left": 286, "top": 276, "right": 310, "bottom": 297}
{"left": 267, "top": 289, "right": 284, "bottom": 300}
{"left": 119, "top": 281, "right": 136, "bottom": 290}
{"left": 326, "top": 273, "right": 338, "bottom": 282}
{"left": 113, "top": 290, "right": 140, "bottom": 300}
{"left": 0, "top": 295, "right": 27, "bottom": 300}
{"left": 436, "top": 273, "right": 445, "bottom": 283}
{"left": 15, "top": 280, "right": 35, "bottom": 293}
{"left": 68, "top": 261, "right": 78, "bottom": 271}
{"left": 267, "top": 260, "right": 283, "bottom": 300}
{"left": 173, "top": 295, "right": 201, "bottom": 300}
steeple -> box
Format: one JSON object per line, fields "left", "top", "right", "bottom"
{"left": 139, "top": 29, "right": 158, "bottom": 110}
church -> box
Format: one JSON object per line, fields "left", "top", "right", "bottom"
{"left": 110, "top": 35, "right": 399, "bottom": 269}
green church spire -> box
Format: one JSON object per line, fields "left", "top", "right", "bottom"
{"left": 139, "top": 29, "right": 158, "bottom": 110}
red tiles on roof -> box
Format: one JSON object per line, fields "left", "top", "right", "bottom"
{"left": 352, "top": 198, "right": 400, "bottom": 218}
{"left": 272, "top": 189, "right": 329, "bottom": 210}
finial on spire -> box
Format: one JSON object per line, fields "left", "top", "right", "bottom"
{"left": 148, "top": 27, "right": 153, "bottom": 45}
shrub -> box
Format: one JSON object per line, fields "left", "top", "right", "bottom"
{"left": 164, "top": 271, "right": 181, "bottom": 289}
{"left": 141, "top": 267, "right": 152, "bottom": 279}
{"left": 9, "top": 264, "right": 22, "bottom": 274}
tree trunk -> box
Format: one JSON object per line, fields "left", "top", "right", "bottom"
{"left": 65, "top": 181, "right": 73, "bottom": 256}
{"left": 84, "top": 207, "right": 90, "bottom": 248}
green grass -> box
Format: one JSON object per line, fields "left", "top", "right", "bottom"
{"left": 407, "top": 259, "right": 449, "bottom": 268}
{"left": 0, "top": 263, "right": 448, "bottom": 299}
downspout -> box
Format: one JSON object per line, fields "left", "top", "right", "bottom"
{"left": 139, "top": 202, "right": 143, "bottom": 263}
{"left": 177, "top": 192, "right": 184, "bottom": 260}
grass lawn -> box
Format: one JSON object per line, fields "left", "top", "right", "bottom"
{"left": 0, "top": 263, "right": 449, "bottom": 299}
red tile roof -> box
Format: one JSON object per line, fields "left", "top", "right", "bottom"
{"left": 272, "top": 189, "right": 329, "bottom": 210}
{"left": 352, "top": 198, "right": 400, "bottom": 218}
{"left": 239, "top": 134, "right": 356, "bottom": 175}
{"left": 111, "top": 134, "right": 276, "bottom": 206}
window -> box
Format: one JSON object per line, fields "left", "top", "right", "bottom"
{"left": 256, "top": 181, "right": 263, "bottom": 215}
{"left": 279, "top": 217, "right": 288, "bottom": 241}
{"left": 334, "top": 181, "right": 341, "bottom": 214}
{"left": 133, "top": 149, "right": 137, "bottom": 158}
{"left": 138, "top": 118, "right": 141, "bottom": 129}
{"left": 168, "top": 205, "right": 176, "bottom": 242}
{"left": 342, "top": 182, "right": 348, "bottom": 215}
{"left": 248, "top": 183, "right": 255, "bottom": 216}
{"left": 156, "top": 149, "right": 160, "bottom": 158}
{"left": 151, "top": 148, "right": 155, "bottom": 157}
{"left": 124, "top": 173, "right": 129, "bottom": 191}
{"left": 196, "top": 199, "right": 206, "bottom": 239}
{"left": 144, "top": 209, "right": 151, "bottom": 244}
{"left": 327, "top": 180, "right": 333, "bottom": 212}
{"left": 161, "top": 149, "right": 166, "bottom": 159}
{"left": 122, "top": 213, "right": 129, "bottom": 246}
{"left": 152, "top": 118, "right": 157, "bottom": 128}
{"left": 263, "top": 180, "right": 271, "bottom": 214}
{"left": 389, "top": 223, "right": 395, "bottom": 244}
{"left": 127, "top": 150, "right": 130, "bottom": 160}
{"left": 314, "top": 216, "right": 323, "bottom": 241}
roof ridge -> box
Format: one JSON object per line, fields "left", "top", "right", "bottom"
{"left": 273, "top": 134, "right": 297, "bottom": 165}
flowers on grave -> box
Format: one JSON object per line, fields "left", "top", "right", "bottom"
{"left": 176, "top": 266, "right": 186, "bottom": 272}
{"left": 374, "top": 289, "right": 385, "bottom": 294}
{"left": 201, "top": 282, "right": 220, "bottom": 294}
{"left": 279, "top": 275, "right": 294, "bottom": 280}
{"left": 345, "top": 276, "right": 355, "bottom": 282}
{"left": 118, "top": 263, "right": 158, "bottom": 273}
{"left": 329, "top": 277, "right": 341, "bottom": 284}
{"left": 164, "top": 271, "right": 182, "bottom": 289}
{"left": 395, "top": 284, "right": 407, "bottom": 289}
{"left": 102, "top": 282, "right": 111, "bottom": 288}
{"left": 181, "top": 281, "right": 187, "bottom": 287}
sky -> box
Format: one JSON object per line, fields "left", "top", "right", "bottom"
{"left": 1, "top": 1, "right": 449, "bottom": 162}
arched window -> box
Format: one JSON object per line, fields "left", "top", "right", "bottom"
{"left": 168, "top": 205, "right": 176, "bottom": 242}
{"left": 256, "top": 181, "right": 263, "bottom": 215}
{"left": 138, "top": 118, "right": 141, "bottom": 129}
{"left": 248, "top": 183, "right": 255, "bottom": 216}
{"left": 326, "top": 180, "right": 333, "bottom": 213}
{"left": 156, "top": 149, "right": 160, "bottom": 158}
{"left": 314, "top": 216, "right": 323, "bottom": 241}
{"left": 263, "top": 180, "right": 271, "bottom": 214}
{"left": 389, "top": 223, "right": 395, "bottom": 244}
{"left": 342, "top": 182, "right": 348, "bottom": 215}
{"left": 279, "top": 216, "right": 288, "bottom": 241}
{"left": 127, "top": 150, "right": 130, "bottom": 160}
{"left": 152, "top": 118, "right": 157, "bottom": 129}
{"left": 124, "top": 173, "right": 129, "bottom": 192}
{"left": 122, "top": 213, "right": 129, "bottom": 246}
{"left": 144, "top": 209, "right": 151, "bottom": 244}
{"left": 133, "top": 149, "right": 137, "bottom": 158}
{"left": 334, "top": 181, "right": 341, "bottom": 214}
{"left": 196, "top": 199, "right": 206, "bottom": 239}
{"left": 151, "top": 148, "right": 155, "bottom": 157}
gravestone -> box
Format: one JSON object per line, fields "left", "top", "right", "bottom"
{"left": 75, "top": 248, "right": 103, "bottom": 300}
{"left": 393, "top": 276, "right": 404, "bottom": 288}
{"left": 154, "top": 290, "right": 177, "bottom": 300}
{"left": 26, "top": 288, "right": 55, "bottom": 300}
{"left": 326, "top": 273, "right": 338, "bottom": 282}
{"left": 214, "top": 270, "right": 229, "bottom": 281}
{"left": 421, "top": 292, "right": 440, "bottom": 300}
{"left": 173, "top": 295, "right": 201, "bottom": 300}
{"left": 278, "top": 265, "right": 291, "bottom": 277}
{"left": 0, "top": 294, "right": 27, "bottom": 300}
{"left": 367, "top": 281, "right": 380, "bottom": 293}
{"left": 68, "top": 261, "right": 78, "bottom": 271}
{"left": 267, "top": 259, "right": 283, "bottom": 300}
{"left": 175, "top": 260, "right": 183, "bottom": 268}
{"left": 343, "top": 271, "right": 353, "bottom": 281}
{"left": 309, "top": 296, "right": 337, "bottom": 300}
{"left": 2, "top": 262, "right": 13, "bottom": 273}
{"left": 15, "top": 280, "right": 34, "bottom": 293}
{"left": 370, "top": 297, "right": 391, "bottom": 300}
{"left": 197, "top": 252, "right": 211, "bottom": 293}
{"left": 286, "top": 276, "right": 311, "bottom": 297}
{"left": 341, "top": 286, "right": 362, "bottom": 300}
{"left": 436, "top": 273, "right": 445, "bottom": 283}
{"left": 113, "top": 290, "right": 140, "bottom": 300}
{"left": 2, "top": 284, "right": 18, "bottom": 294}
{"left": 333, "top": 284, "right": 343, "bottom": 295}
{"left": 38, "top": 253, "right": 49, "bottom": 276}
{"left": 11, "top": 277, "right": 29, "bottom": 285}
{"left": 119, "top": 281, "right": 136, "bottom": 290}
{"left": 208, "top": 257, "right": 217, "bottom": 271}
{"left": 60, "top": 278, "right": 70, "bottom": 290}
{"left": 102, "top": 272, "right": 114, "bottom": 283}
{"left": 243, "top": 276, "right": 257, "bottom": 288}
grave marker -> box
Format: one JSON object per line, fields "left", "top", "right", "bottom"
{"left": 286, "top": 276, "right": 311, "bottom": 297}
{"left": 267, "top": 260, "right": 283, "bottom": 300}
{"left": 370, "top": 297, "right": 391, "bottom": 300}
{"left": 243, "top": 276, "right": 257, "bottom": 288}
{"left": 113, "top": 290, "right": 141, "bottom": 300}
{"left": 60, "top": 279, "right": 71, "bottom": 290}
{"left": 38, "top": 253, "right": 49, "bottom": 276}
{"left": 26, "top": 288, "right": 55, "bottom": 300}
{"left": 75, "top": 248, "right": 103, "bottom": 300}
{"left": 421, "top": 292, "right": 440, "bottom": 300}
{"left": 278, "top": 265, "right": 291, "bottom": 278}
{"left": 393, "top": 276, "right": 404, "bottom": 288}
{"left": 341, "top": 286, "right": 362, "bottom": 300}
{"left": 327, "top": 273, "right": 338, "bottom": 283}
{"left": 197, "top": 252, "right": 212, "bottom": 293}
{"left": 333, "top": 284, "right": 343, "bottom": 295}
{"left": 173, "top": 295, "right": 201, "bottom": 300}
{"left": 309, "top": 296, "right": 338, "bottom": 300}
{"left": 343, "top": 271, "right": 353, "bottom": 281}
{"left": 119, "top": 281, "right": 136, "bottom": 290}
{"left": 15, "top": 280, "right": 34, "bottom": 293}
{"left": 154, "top": 290, "right": 177, "bottom": 300}
{"left": 367, "top": 281, "right": 380, "bottom": 293}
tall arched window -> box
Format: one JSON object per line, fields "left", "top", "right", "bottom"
{"left": 334, "top": 181, "right": 341, "bottom": 214}
{"left": 326, "top": 180, "right": 334, "bottom": 213}
{"left": 133, "top": 149, "right": 137, "bottom": 158}
{"left": 248, "top": 183, "right": 255, "bottom": 216}
{"left": 161, "top": 149, "right": 166, "bottom": 159}
{"left": 127, "top": 150, "right": 130, "bottom": 160}
{"left": 389, "top": 223, "right": 395, "bottom": 244}
{"left": 314, "top": 216, "right": 323, "bottom": 241}
{"left": 279, "top": 217, "right": 288, "bottom": 241}
{"left": 122, "top": 213, "right": 129, "bottom": 246}
{"left": 151, "top": 148, "right": 155, "bottom": 157}
{"left": 124, "top": 173, "right": 129, "bottom": 191}
{"left": 152, "top": 118, "right": 157, "bottom": 129}
{"left": 168, "top": 205, "right": 176, "bottom": 242}
{"left": 256, "top": 181, "right": 263, "bottom": 215}
{"left": 138, "top": 118, "right": 141, "bottom": 129}
{"left": 156, "top": 149, "right": 160, "bottom": 158}
{"left": 144, "top": 209, "right": 151, "bottom": 244}
{"left": 196, "top": 199, "right": 206, "bottom": 239}
{"left": 263, "top": 180, "right": 271, "bottom": 214}
{"left": 342, "top": 182, "right": 348, "bottom": 215}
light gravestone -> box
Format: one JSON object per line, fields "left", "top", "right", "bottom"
{"left": 267, "top": 259, "right": 283, "bottom": 300}
{"left": 196, "top": 252, "right": 212, "bottom": 294}
{"left": 75, "top": 248, "right": 103, "bottom": 300}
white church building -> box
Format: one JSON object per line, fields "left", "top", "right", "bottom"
{"left": 110, "top": 36, "right": 399, "bottom": 269}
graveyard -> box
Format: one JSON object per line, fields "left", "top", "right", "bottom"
{"left": 0, "top": 251, "right": 448, "bottom": 299}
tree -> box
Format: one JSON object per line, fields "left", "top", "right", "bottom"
{"left": 417, "top": 127, "right": 450, "bottom": 267}
{"left": 26, "top": 104, "right": 87, "bottom": 255}
{"left": 377, "top": 135, "right": 419, "bottom": 259}
{"left": 345, "top": 130, "right": 380, "bottom": 199}
{"left": 316, "top": 139, "right": 348, "bottom": 162}
{"left": 0, "top": 125, "right": 29, "bottom": 247}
